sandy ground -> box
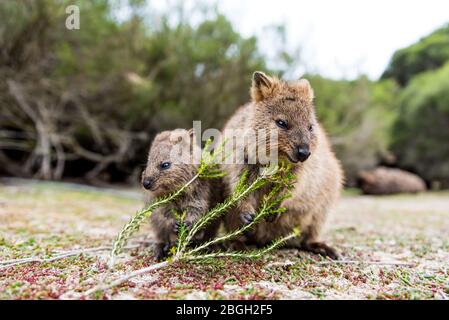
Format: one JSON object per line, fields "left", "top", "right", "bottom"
{"left": 0, "top": 180, "right": 448, "bottom": 299}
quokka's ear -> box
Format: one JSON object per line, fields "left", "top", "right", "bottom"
{"left": 251, "top": 71, "right": 278, "bottom": 102}
{"left": 171, "top": 129, "right": 192, "bottom": 145}
{"left": 295, "top": 78, "right": 314, "bottom": 103}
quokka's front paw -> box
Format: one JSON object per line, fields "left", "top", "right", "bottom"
{"left": 173, "top": 220, "right": 195, "bottom": 234}
{"left": 301, "top": 242, "right": 341, "bottom": 260}
{"left": 240, "top": 212, "right": 255, "bottom": 224}
{"left": 184, "top": 220, "right": 194, "bottom": 230}
{"left": 172, "top": 221, "right": 180, "bottom": 234}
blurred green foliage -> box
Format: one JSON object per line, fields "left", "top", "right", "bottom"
{"left": 0, "top": 0, "right": 273, "bottom": 182}
{"left": 309, "top": 75, "right": 398, "bottom": 182}
{"left": 381, "top": 23, "right": 449, "bottom": 188}
{"left": 392, "top": 62, "right": 449, "bottom": 187}
{"left": 382, "top": 24, "right": 449, "bottom": 86}
{"left": 0, "top": 0, "right": 447, "bottom": 188}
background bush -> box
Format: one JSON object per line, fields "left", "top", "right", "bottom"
{"left": 382, "top": 23, "right": 449, "bottom": 188}
{"left": 0, "top": 0, "right": 274, "bottom": 183}
{"left": 308, "top": 75, "right": 398, "bottom": 183}
{"left": 391, "top": 62, "right": 449, "bottom": 188}
{"left": 0, "top": 0, "right": 448, "bottom": 188}
{"left": 382, "top": 24, "right": 449, "bottom": 86}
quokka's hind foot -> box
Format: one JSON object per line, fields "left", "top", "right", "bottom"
{"left": 153, "top": 242, "right": 171, "bottom": 261}
{"left": 300, "top": 241, "right": 341, "bottom": 260}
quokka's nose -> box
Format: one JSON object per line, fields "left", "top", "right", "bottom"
{"left": 295, "top": 145, "right": 311, "bottom": 162}
{"left": 142, "top": 177, "right": 155, "bottom": 190}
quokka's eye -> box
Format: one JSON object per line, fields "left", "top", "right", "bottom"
{"left": 159, "top": 162, "right": 171, "bottom": 170}
{"left": 308, "top": 124, "right": 313, "bottom": 131}
{"left": 275, "top": 119, "right": 288, "bottom": 129}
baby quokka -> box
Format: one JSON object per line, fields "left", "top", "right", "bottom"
{"left": 141, "top": 129, "right": 220, "bottom": 260}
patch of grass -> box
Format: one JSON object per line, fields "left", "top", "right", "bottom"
{"left": 1, "top": 182, "right": 449, "bottom": 299}
{"left": 342, "top": 188, "right": 362, "bottom": 196}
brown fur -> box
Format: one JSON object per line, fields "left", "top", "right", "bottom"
{"left": 142, "top": 129, "right": 220, "bottom": 260}
{"left": 220, "top": 72, "right": 343, "bottom": 259}
{"left": 358, "top": 167, "right": 426, "bottom": 195}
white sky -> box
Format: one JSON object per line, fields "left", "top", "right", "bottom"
{"left": 218, "top": 0, "right": 449, "bottom": 80}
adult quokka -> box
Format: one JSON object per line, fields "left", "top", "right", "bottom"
{"left": 220, "top": 71, "right": 343, "bottom": 259}
{"left": 142, "top": 129, "right": 221, "bottom": 260}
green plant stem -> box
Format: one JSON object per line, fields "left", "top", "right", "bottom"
{"left": 186, "top": 199, "right": 272, "bottom": 255}
{"left": 80, "top": 231, "right": 297, "bottom": 298}
{"left": 184, "top": 231, "right": 298, "bottom": 261}
{"left": 109, "top": 173, "right": 199, "bottom": 267}
{"left": 185, "top": 176, "right": 292, "bottom": 256}
{"left": 175, "top": 174, "right": 266, "bottom": 257}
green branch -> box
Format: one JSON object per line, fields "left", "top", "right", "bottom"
{"left": 109, "top": 173, "right": 199, "bottom": 266}
{"left": 185, "top": 172, "right": 294, "bottom": 256}
{"left": 183, "top": 229, "right": 299, "bottom": 261}
{"left": 176, "top": 169, "right": 267, "bottom": 256}
{"left": 82, "top": 229, "right": 300, "bottom": 298}
{"left": 107, "top": 138, "right": 299, "bottom": 299}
